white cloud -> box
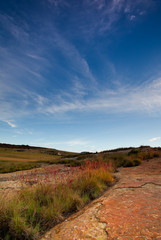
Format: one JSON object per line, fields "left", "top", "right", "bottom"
{"left": 1, "top": 62, "right": 161, "bottom": 119}
{"left": 66, "top": 140, "right": 89, "bottom": 146}
{"left": 45, "top": 77, "right": 161, "bottom": 115}
{"left": 129, "top": 15, "right": 136, "bottom": 21}
{"left": 139, "top": 11, "right": 146, "bottom": 16}
{"left": 71, "top": 77, "right": 87, "bottom": 97}
{"left": 3, "top": 120, "right": 16, "bottom": 128}
{"left": 149, "top": 137, "right": 161, "bottom": 142}
{"left": 33, "top": 94, "right": 48, "bottom": 106}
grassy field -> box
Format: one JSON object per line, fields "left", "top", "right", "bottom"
{"left": 0, "top": 144, "right": 82, "bottom": 173}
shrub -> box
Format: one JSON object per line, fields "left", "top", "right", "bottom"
{"left": 153, "top": 152, "right": 160, "bottom": 158}
{"left": 122, "top": 159, "right": 134, "bottom": 167}
{"left": 128, "top": 149, "right": 140, "bottom": 156}
{"left": 133, "top": 158, "right": 142, "bottom": 166}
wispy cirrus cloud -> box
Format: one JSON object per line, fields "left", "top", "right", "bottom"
{"left": 0, "top": 11, "right": 98, "bottom": 122}
{"left": 0, "top": 13, "right": 29, "bottom": 41}
{"left": 1, "top": 39, "right": 161, "bottom": 121}
{"left": 51, "top": 31, "right": 97, "bottom": 87}
{"left": 4, "top": 74, "right": 161, "bottom": 120}
{"left": 0, "top": 1, "right": 159, "bottom": 124}
{"left": 0, "top": 9, "right": 97, "bottom": 82}
{"left": 44, "top": 77, "right": 161, "bottom": 115}
{"left": 75, "top": 0, "right": 155, "bottom": 36}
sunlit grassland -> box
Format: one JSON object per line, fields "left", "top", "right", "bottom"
{"left": 0, "top": 145, "right": 80, "bottom": 173}
{"left": 0, "top": 148, "right": 65, "bottom": 161}
{"left": 0, "top": 150, "right": 56, "bottom": 173}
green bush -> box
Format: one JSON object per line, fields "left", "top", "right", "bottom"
{"left": 128, "top": 149, "right": 140, "bottom": 156}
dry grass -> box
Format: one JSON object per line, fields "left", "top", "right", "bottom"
{"left": 0, "top": 160, "right": 114, "bottom": 240}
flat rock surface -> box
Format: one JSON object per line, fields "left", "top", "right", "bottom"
{"left": 40, "top": 158, "right": 161, "bottom": 240}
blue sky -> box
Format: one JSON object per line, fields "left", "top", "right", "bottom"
{"left": 0, "top": 0, "right": 161, "bottom": 152}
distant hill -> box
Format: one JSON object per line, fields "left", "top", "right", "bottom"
{"left": 0, "top": 143, "right": 77, "bottom": 156}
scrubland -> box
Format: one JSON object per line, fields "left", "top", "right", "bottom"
{"left": 0, "top": 144, "right": 160, "bottom": 240}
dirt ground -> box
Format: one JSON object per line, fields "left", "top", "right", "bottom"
{"left": 40, "top": 158, "right": 161, "bottom": 240}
